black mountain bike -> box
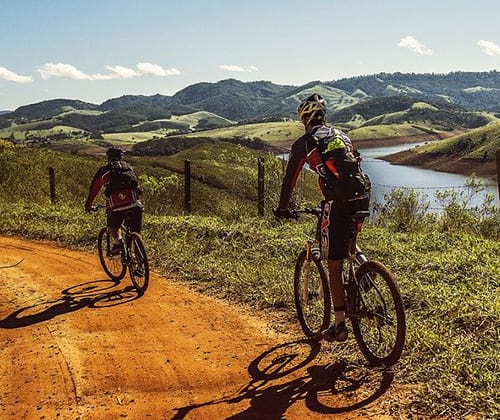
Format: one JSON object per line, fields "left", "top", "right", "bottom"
{"left": 290, "top": 207, "right": 406, "bottom": 366}
{"left": 92, "top": 205, "right": 149, "bottom": 295}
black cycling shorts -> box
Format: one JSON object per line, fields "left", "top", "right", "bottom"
{"left": 107, "top": 206, "right": 143, "bottom": 233}
{"left": 318, "top": 200, "right": 355, "bottom": 260}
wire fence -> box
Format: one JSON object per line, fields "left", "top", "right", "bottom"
{"left": 373, "top": 183, "right": 473, "bottom": 190}
{"left": 47, "top": 149, "right": 500, "bottom": 215}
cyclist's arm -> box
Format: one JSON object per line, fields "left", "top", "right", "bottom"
{"left": 278, "top": 137, "right": 307, "bottom": 209}
{"left": 84, "top": 167, "right": 108, "bottom": 210}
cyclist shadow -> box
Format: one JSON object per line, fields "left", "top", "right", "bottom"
{"left": 171, "top": 339, "right": 395, "bottom": 419}
{"left": 0, "top": 279, "right": 140, "bottom": 329}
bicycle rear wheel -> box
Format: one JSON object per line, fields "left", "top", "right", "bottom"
{"left": 128, "top": 232, "right": 150, "bottom": 294}
{"left": 294, "top": 249, "right": 331, "bottom": 340}
{"left": 97, "top": 227, "right": 126, "bottom": 281}
{"left": 350, "top": 260, "right": 406, "bottom": 366}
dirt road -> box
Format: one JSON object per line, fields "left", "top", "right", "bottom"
{"left": 0, "top": 236, "right": 401, "bottom": 419}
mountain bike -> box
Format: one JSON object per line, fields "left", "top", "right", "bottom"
{"left": 289, "top": 206, "right": 406, "bottom": 366}
{"left": 91, "top": 205, "right": 149, "bottom": 295}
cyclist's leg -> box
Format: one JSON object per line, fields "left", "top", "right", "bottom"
{"left": 107, "top": 210, "right": 126, "bottom": 253}
{"left": 125, "top": 206, "right": 143, "bottom": 234}
{"left": 323, "top": 204, "right": 354, "bottom": 342}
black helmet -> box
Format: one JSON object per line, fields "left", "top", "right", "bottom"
{"left": 297, "top": 93, "right": 327, "bottom": 125}
{"left": 106, "top": 146, "right": 124, "bottom": 161}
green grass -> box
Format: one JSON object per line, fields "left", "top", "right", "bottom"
{"left": 348, "top": 123, "right": 437, "bottom": 140}
{"left": 167, "top": 120, "right": 305, "bottom": 144}
{"left": 416, "top": 120, "right": 500, "bottom": 159}
{"left": 0, "top": 123, "right": 85, "bottom": 141}
{"left": 103, "top": 131, "right": 164, "bottom": 143}
{"left": 0, "top": 144, "right": 498, "bottom": 418}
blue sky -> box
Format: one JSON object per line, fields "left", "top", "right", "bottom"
{"left": 1, "top": 0, "right": 499, "bottom": 110}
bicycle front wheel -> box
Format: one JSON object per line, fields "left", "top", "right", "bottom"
{"left": 294, "top": 249, "right": 331, "bottom": 340}
{"left": 128, "top": 232, "right": 150, "bottom": 294}
{"left": 97, "top": 227, "right": 126, "bottom": 281}
{"left": 351, "top": 260, "right": 406, "bottom": 366}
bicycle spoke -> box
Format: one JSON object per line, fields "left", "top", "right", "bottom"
{"left": 351, "top": 260, "right": 405, "bottom": 366}
{"left": 97, "top": 227, "right": 126, "bottom": 281}
{"left": 128, "top": 233, "right": 149, "bottom": 294}
{"left": 294, "top": 250, "right": 330, "bottom": 339}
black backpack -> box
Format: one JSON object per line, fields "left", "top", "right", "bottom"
{"left": 105, "top": 161, "right": 139, "bottom": 197}
{"left": 314, "top": 132, "right": 371, "bottom": 211}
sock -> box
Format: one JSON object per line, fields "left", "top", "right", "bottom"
{"left": 334, "top": 305, "right": 346, "bottom": 327}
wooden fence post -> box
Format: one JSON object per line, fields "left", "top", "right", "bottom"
{"left": 48, "top": 166, "right": 56, "bottom": 203}
{"left": 258, "top": 158, "right": 265, "bottom": 217}
{"left": 496, "top": 149, "right": 500, "bottom": 204}
{"left": 184, "top": 159, "right": 192, "bottom": 213}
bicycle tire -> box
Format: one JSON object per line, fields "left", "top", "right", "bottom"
{"left": 294, "top": 249, "right": 331, "bottom": 340}
{"left": 128, "top": 232, "right": 150, "bottom": 294}
{"left": 350, "top": 260, "right": 406, "bottom": 366}
{"left": 97, "top": 227, "right": 127, "bottom": 281}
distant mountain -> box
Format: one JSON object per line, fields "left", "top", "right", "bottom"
{"left": 328, "top": 71, "right": 500, "bottom": 112}
{"left": 0, "top": 110, "right": 11, "bottom": 115}
{"left": 2, "top": 71, "right": 499, "bottom": 133}
{"left": 11, "top": 99, "right": 99, "bottom": 119}
{"left": 170, "top": 79, "right": 292, "bottom": 121}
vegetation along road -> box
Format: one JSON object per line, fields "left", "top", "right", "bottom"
{"left": 0, "top": 235, "right": 416, "bottom": 419}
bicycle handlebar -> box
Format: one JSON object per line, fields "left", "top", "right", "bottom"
{"left": 290, "top": 207, "right": 322, "bottom": 218}
{"left": 275, "top": 206, "right": 370, "bottom": 222}
{"left": 89, "top": 204, "right": 107, "bottom": 213}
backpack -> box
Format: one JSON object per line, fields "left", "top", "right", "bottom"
{"left": 105, "top": 161, "right": 139, "bottom": 197}
{"left": 314, "top": 130, "right": 371, "bottom": 212}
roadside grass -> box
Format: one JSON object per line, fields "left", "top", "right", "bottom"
{"left": 0, "top": 202, "right": 498, "bottom": 418}
{"left": 0, "top": 144, "right": 498, "bottom": 418}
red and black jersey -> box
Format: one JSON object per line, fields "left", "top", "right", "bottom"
{"left": 85, "top": 162, "right": 142, "bottom": 213}
{"left": 278, "top": 125, "right": 353, "bottom": 209}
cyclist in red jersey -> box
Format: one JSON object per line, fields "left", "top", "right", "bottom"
{"left": 274, "top": 93, "right": 370, "bottom": 342}
{"left": 85, "top": 147, "right": 143, "bottom": 254}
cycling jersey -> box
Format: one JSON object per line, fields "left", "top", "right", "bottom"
{"left": 278, "top": 124, "right": 353, "bottom": 209}
{"left": 85, "top": 162, "right": 143, "bottom": 213}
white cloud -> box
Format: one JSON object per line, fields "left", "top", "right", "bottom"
{"left": 477, "top": 40, "right": 500, "bottom": 56}
{"left": 136, "top": 62, "right": 181, "bottom": 76}
{"left": 37, "top": 62, "right": 181, "bottom": 80}
{"left": 218, "top": 64, "right": 258, "bottom": 72}
{"left": 38, "top": 63, "right": 91, "bottom": 80}
{"left": 398, "top": 36, "right": 433, "bottom": 56}
{"left": 105, "top": 65, "right": 139, "bottom": 79}
{"left": 0, "top": 66, "right": 33, "bottom": 83}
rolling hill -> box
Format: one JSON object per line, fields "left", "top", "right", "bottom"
{"left": 382, "top": 120, "right": 500, "bottom": 178}
{"left": 1, "top": 70, "right": 499, "bottom": 169}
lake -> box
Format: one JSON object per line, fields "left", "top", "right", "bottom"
{"left": 358, "top": 142, "right": 499, "bottom": 209}
{"left": 279, "top": 142, "right": 500, "bottom": 210}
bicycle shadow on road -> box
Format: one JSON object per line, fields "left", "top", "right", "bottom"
{"left": 0, "top": 279, "right": 141, "bottom": 329}
{"left": 170, "top": 338, "right": 395, "bottom": 419}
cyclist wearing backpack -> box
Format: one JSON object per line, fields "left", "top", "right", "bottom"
{"left": 85, "top": 147, "right": 143, "bottom": 254}
{"left": 274, "top": 93, "right": 370, "bottom": 342}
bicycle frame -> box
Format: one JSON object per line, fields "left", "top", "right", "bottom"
{"left": 292, "top": 207, "right": 369, "bottom": 317}
{"left": 344, "top": 211, "right": 370, "bottom": 318}
{"left": 289, "top": 206, "right": 405, "bottom": 366}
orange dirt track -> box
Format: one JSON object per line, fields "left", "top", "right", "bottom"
{"left": 0, "top": 235, "right": 402, "bottom": 419}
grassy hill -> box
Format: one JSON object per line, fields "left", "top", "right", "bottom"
{"left": 383, "top": 120, "right": 500, "bottom": 178}
{"left": 1, "top": 71, "right": 499, "bottom": 178}
{"left": 130, "top": 121, "right": 305, "bottom": 156}
{"left": 0, "top": 142, "right": 498, "bottom": 418}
